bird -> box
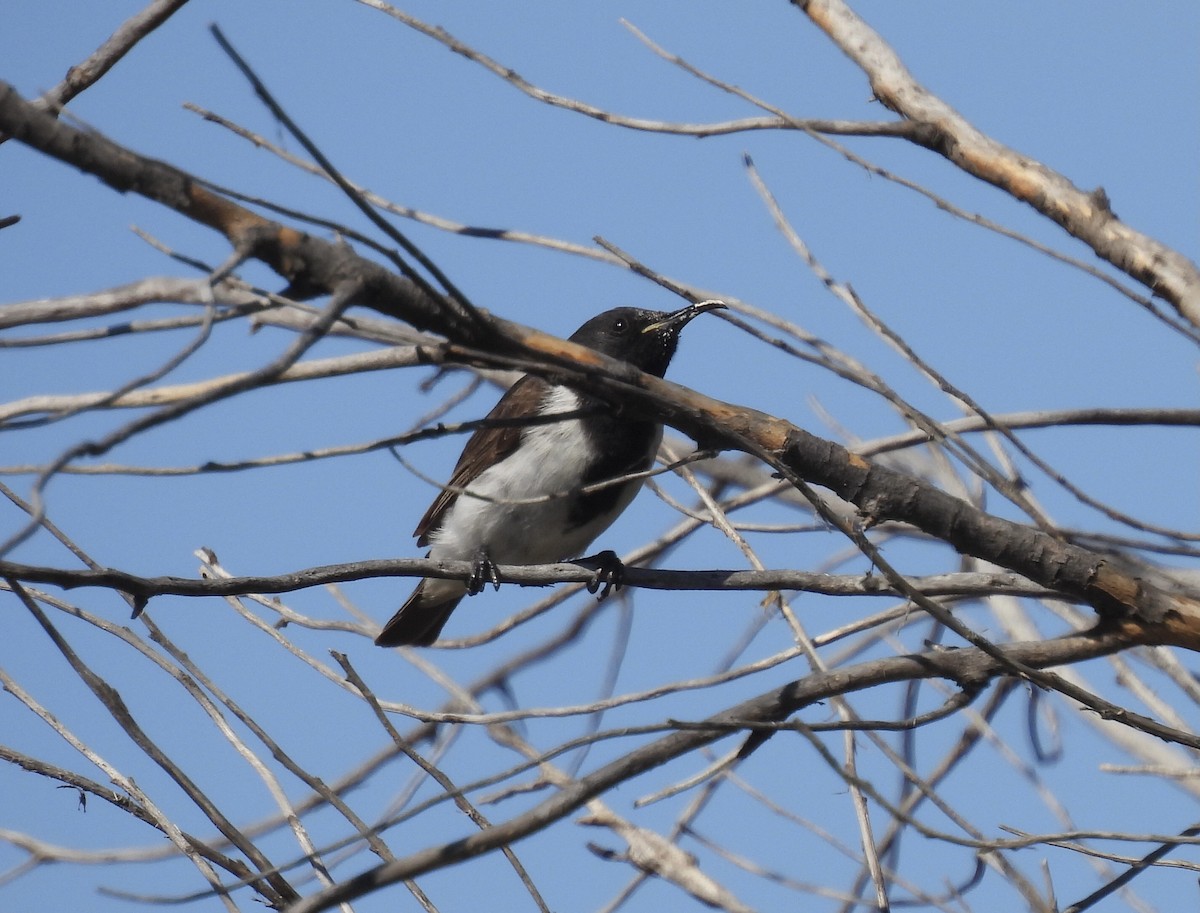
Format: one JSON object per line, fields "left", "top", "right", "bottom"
{"left": 375, "top": 300, "right": 726, "bottom": 647}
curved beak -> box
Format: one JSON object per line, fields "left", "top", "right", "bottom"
{"left": 640, "top": 299, "right": 727, "bottom": 335}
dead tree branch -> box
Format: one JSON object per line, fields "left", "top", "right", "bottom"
{"left": 1, "top": 79, "right": 1196, "bottom": 649}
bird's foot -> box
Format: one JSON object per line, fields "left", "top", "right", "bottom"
{"left": 579, "top": 549, "right": 624, "bottom": 599}
{"left": 467, "top": 551, "right": 501, "bottom": 595}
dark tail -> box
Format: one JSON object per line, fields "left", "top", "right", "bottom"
{"left": 375, "top": 579, "right": 464, "bottom": 647}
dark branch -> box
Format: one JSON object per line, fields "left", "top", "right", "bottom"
{"left": 286, "top": 629, "right": 1133, "bottom": 913}
{"left": 0, "top": 558, "right": 1064, "bottom": 605}
{"left": 0, "top": 78, "right": 1193, "bottom": 646}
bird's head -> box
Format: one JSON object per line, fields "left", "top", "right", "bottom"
{"left": 569, "top": 300, "right": 726, "bottom": 377}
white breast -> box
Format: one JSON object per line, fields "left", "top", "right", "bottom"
{"left": 428, "top": 387, "right": 644, "bottom": 564}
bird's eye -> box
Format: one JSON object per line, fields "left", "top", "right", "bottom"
{"left": 612, "top": 318, "right": 628, "bottom": 334}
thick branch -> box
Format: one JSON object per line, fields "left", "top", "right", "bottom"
{"left": 794, "top": 0, "right": 1200, "bottom": 324}
{"left": 0, "top": 82, "right": 462, "bottom": 337}
{"left": 37, "top": 0, "right": 192, "bottom": 112}
{"left": 481, "top": 333, "right": 1196, "bottom": 644}
{"left": 2, "top": 79, "right": 1195, "bottom": 647}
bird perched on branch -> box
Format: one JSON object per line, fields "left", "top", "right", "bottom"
{"left": 375, "top": 300, "right": 726, "bottom": 647}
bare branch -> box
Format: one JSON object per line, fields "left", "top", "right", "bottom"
{"left": 4, "top": 8, "right": 1195, "bottom": 909}
{"left": 287, "top": 629, "right": 1133, "bottom": 913}
{"left": 0, "top": 276, "right": 269, "bottom": 331}
{"left": 7, "top": 580, "right": 298, "bottom": 907}
{"left": 795, "top": 0, "right": 1200, "bottom": 323}
{"left": 0, "top": 558, "right": 1068, "bottom": 605}
{"left": 35, "top": 0, "right": 192, "bottom": 113}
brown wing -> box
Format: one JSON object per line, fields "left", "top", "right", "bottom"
{"left": 413, "top": 375, "right": 549, "bottom": 545}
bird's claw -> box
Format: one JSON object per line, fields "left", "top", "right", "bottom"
{"left": 467, "top": 552, "right": 501, "bottom": 595}
{"left": 581, "top": 549, "right": 624, "bottom": 599}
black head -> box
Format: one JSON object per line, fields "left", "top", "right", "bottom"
{"left": 568, "top": 301, "right": 726, "bottom": 377}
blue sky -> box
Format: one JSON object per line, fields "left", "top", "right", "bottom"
{"left": 2, "top": 2, "right": 1199, "bottom": 911}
